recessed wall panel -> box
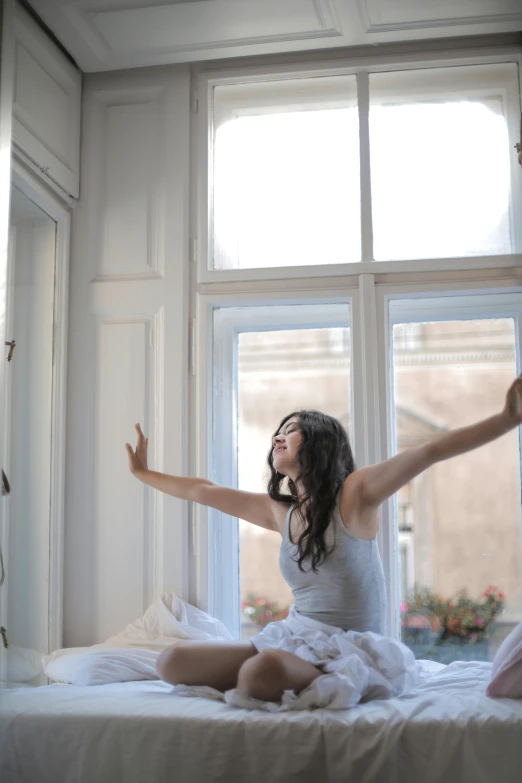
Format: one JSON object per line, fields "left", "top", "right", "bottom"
{"left": 359, "top": 0, "right": 522, "bottom": 31}
{"left": 95, "top": 319, "right": 151, "bottom": 642}
{"left": 95, "top": 92, "right": 162, "bottom": 279}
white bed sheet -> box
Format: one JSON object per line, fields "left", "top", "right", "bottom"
{"left": 1, "top": 660, "right": 522, "bottom": 783}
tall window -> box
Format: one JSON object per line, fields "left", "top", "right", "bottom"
{"left": 212, "top": 75, "right": 360, "bottom": 270}
{"left": 237, "top": 327, "right": 351, "bottom": 638}
{"left": 196, "top": 50, "right": 522, "bottom": 655}
{"left": 203, "top": 60, "right": 521, "bottom": 274}
{"left": 370, "top": 64, "right": 518, "bottom": 261}
{"left": 211, "top": 304, "right": 351, "bottom": 637}
{"left": 391, "top": 310, "right": 521, "bottom": 663}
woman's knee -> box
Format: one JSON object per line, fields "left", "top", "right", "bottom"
{"left": 237, "top": 649, "right": 285, "bottom": 692}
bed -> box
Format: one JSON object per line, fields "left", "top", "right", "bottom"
{"left": 1, "top": 659, "right": 522, "bottom": 783}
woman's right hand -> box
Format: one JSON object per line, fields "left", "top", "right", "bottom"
{"left": 125, "top": 423, "right": 149, "bottom": 475}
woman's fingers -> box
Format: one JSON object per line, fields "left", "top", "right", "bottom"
{"left": 127, "top": 429, "right": 148, "bottom": 474}
{"left": 135, "top": 423, "right": 148, "bottom": 447}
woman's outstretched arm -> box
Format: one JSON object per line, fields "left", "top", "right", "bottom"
{"left": 357, "top": 374, "right": 522, "bottom": 509}
{"left": 125, "top": 423, "right": 279, "bottom": 530}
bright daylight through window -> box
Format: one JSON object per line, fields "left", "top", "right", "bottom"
{"left": 210, "top": 62, "right": 520, "bottom": 270}
{"left": 212, "top": 75, "right": 360, "bottom": 269}
{"left": 370, "top": 64, "right": 518, "bottom": 261}
{"left": 206, "top": 55, "right": 522, "bottom": 669}
{"left": 237, "top": 327, "right": 351, "bottom": 638}
{"left": 393, "top": 318, "right": 521, "bottom": 663}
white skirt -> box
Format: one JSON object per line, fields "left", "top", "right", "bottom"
{"left": 174, "top": 605, "right": 420, "bottom": 712}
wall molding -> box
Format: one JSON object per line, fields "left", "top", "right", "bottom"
{"left": 356, "top": 0, "right": 522, "bottom": 33}
{"left": 90, "top": 85, "right": 167, "bottom": 281}
{"left": 96, "top": 311, "right": 164, "bottom": 623}
{"left": 63, "top": 0, "right": 342, "bottom": 61}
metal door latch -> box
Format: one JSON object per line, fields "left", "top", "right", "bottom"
{"left": 1, "top": 470, "right": 9, "bottom": 496}
{"left": 5, "top": 340, "right": 16, "bottom": 362}
{"left": 0, "top": 627, "right": 8, "bottom": 649}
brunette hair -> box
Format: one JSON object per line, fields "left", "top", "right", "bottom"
{"left": 267, "top": 410, "right": 356, "bottom": 572}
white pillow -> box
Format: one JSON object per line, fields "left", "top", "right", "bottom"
{"left": 487, "top": 621, "right": 522, "bottom": 698}
{"left": 43, "top": 646, "right": 161, "bottom": 686}
{"left": 41, "top": 592, "right": 233, "bottom": 686}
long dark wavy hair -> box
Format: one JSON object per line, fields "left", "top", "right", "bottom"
{"left": 267, "top": 410, "right": 356, "bottom": 573}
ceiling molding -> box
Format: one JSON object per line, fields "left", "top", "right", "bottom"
{"left": 62, "top": 0, "right": 342, "bottom": 62}
{"left": 26, "top": 0, "right": 522, "bottom": 71}
{"left": 356, "top": 0, "right": 522, "bottom": 34}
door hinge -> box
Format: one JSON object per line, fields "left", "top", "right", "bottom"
{"left": 191, "top": 238, "right": 198, "bottom": 264}
{"left": 191, "top": 90, "right": 199, "bottom": 114}
{"left": 5, "top": 340, "right": 16, "bottom": 362}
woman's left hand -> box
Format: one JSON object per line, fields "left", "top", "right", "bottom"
{"left": 503, "top": 374, "right": 522, "bottom": 426}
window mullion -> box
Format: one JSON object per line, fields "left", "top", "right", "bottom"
{"left": 357, "top": 274, "right": 381, "bottom": 467}
{"left": 356, "top": 72, "right": 374, "bottom": 264}
{"left": 356, "top": 273, "right": 401, "bottom": 638}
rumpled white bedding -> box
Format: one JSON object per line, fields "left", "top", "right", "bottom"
{"left": 41, "top": 592, "right": 418, "bottom": 711}
{"left": 176, "top": 604, "right": 419, "bottom": 711}
{"left": 41, "top": 592, "right": 233, "bottom": 686}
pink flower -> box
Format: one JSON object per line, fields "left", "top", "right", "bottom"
{"left": 400, "top": 602, "right": 408, "bottom": 614}
{"left": 476, "top": 617, "right": 484, "bottom": 626}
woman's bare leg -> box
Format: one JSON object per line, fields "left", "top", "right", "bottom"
{"left": 237, "top": 649, "right": 322, "bottom": 702}
{"left": 156, "top": 640, "right": 257, "bottom": 692}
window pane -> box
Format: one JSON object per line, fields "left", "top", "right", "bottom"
{"left": 393, "top": 318, "right": 522, "bottom": 664}
{"left": 238, "top": 327, "right": 351, "bottom": 638}
{"left": 371, "top": 64, "right": 518, "bottom": 261}
{"left": 213, "top": 75, "right": 360, "bottom": 270}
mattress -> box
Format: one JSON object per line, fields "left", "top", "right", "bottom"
{"left": 1, "top": 660, "right": 522, "bottom": 783}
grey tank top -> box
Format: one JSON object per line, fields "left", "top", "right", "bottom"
{"left": 279, "top": 493, "right": 387, "bottom": 633}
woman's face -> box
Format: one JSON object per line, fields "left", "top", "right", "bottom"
{"left": 272, "top": 416, "right": 302, "bottom": 476}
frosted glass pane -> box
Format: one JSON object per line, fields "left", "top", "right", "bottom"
{"left": 237, "top": 327, "right": 351, "bottom": 638}
{"left": 392, "top": 318, "right": 522, "bottom": 664}
{"left": 370, "top": 64, "right": 517, "bottom": 261}
{"left": 213, "top": 76, "right": 361, "bottom": 269}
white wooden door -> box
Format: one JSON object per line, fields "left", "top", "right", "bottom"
{"left": 0, "top": 0, "right": 15, "bottom": 686}
{"left": 2, "top": 190, "right": 57, "bottom": 686}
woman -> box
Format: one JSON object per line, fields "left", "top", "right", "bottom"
{"left": 126, "top": 375, "right": 522, "bottom": 704}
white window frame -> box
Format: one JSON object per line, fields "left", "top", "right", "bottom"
{"left": 398, "top": 531, "right": 415, "bottom": 597}
{"left": 191, "top": 276, "right": 522, "bottom": 639}
{"left": 377, "top": 287, "right": 522, "bottom": 637}
{"left": 192, "top": 294, "right": 354, "bottom": 637}
{"left": 188, "top": 40, "right": 522, "bottom": 640}
{"left": 193, "top": 45, "right": 522, "bottom": 285}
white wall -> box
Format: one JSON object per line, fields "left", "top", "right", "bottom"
{"left": 65, "top": 65, "right": 191, "bottom": 646}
